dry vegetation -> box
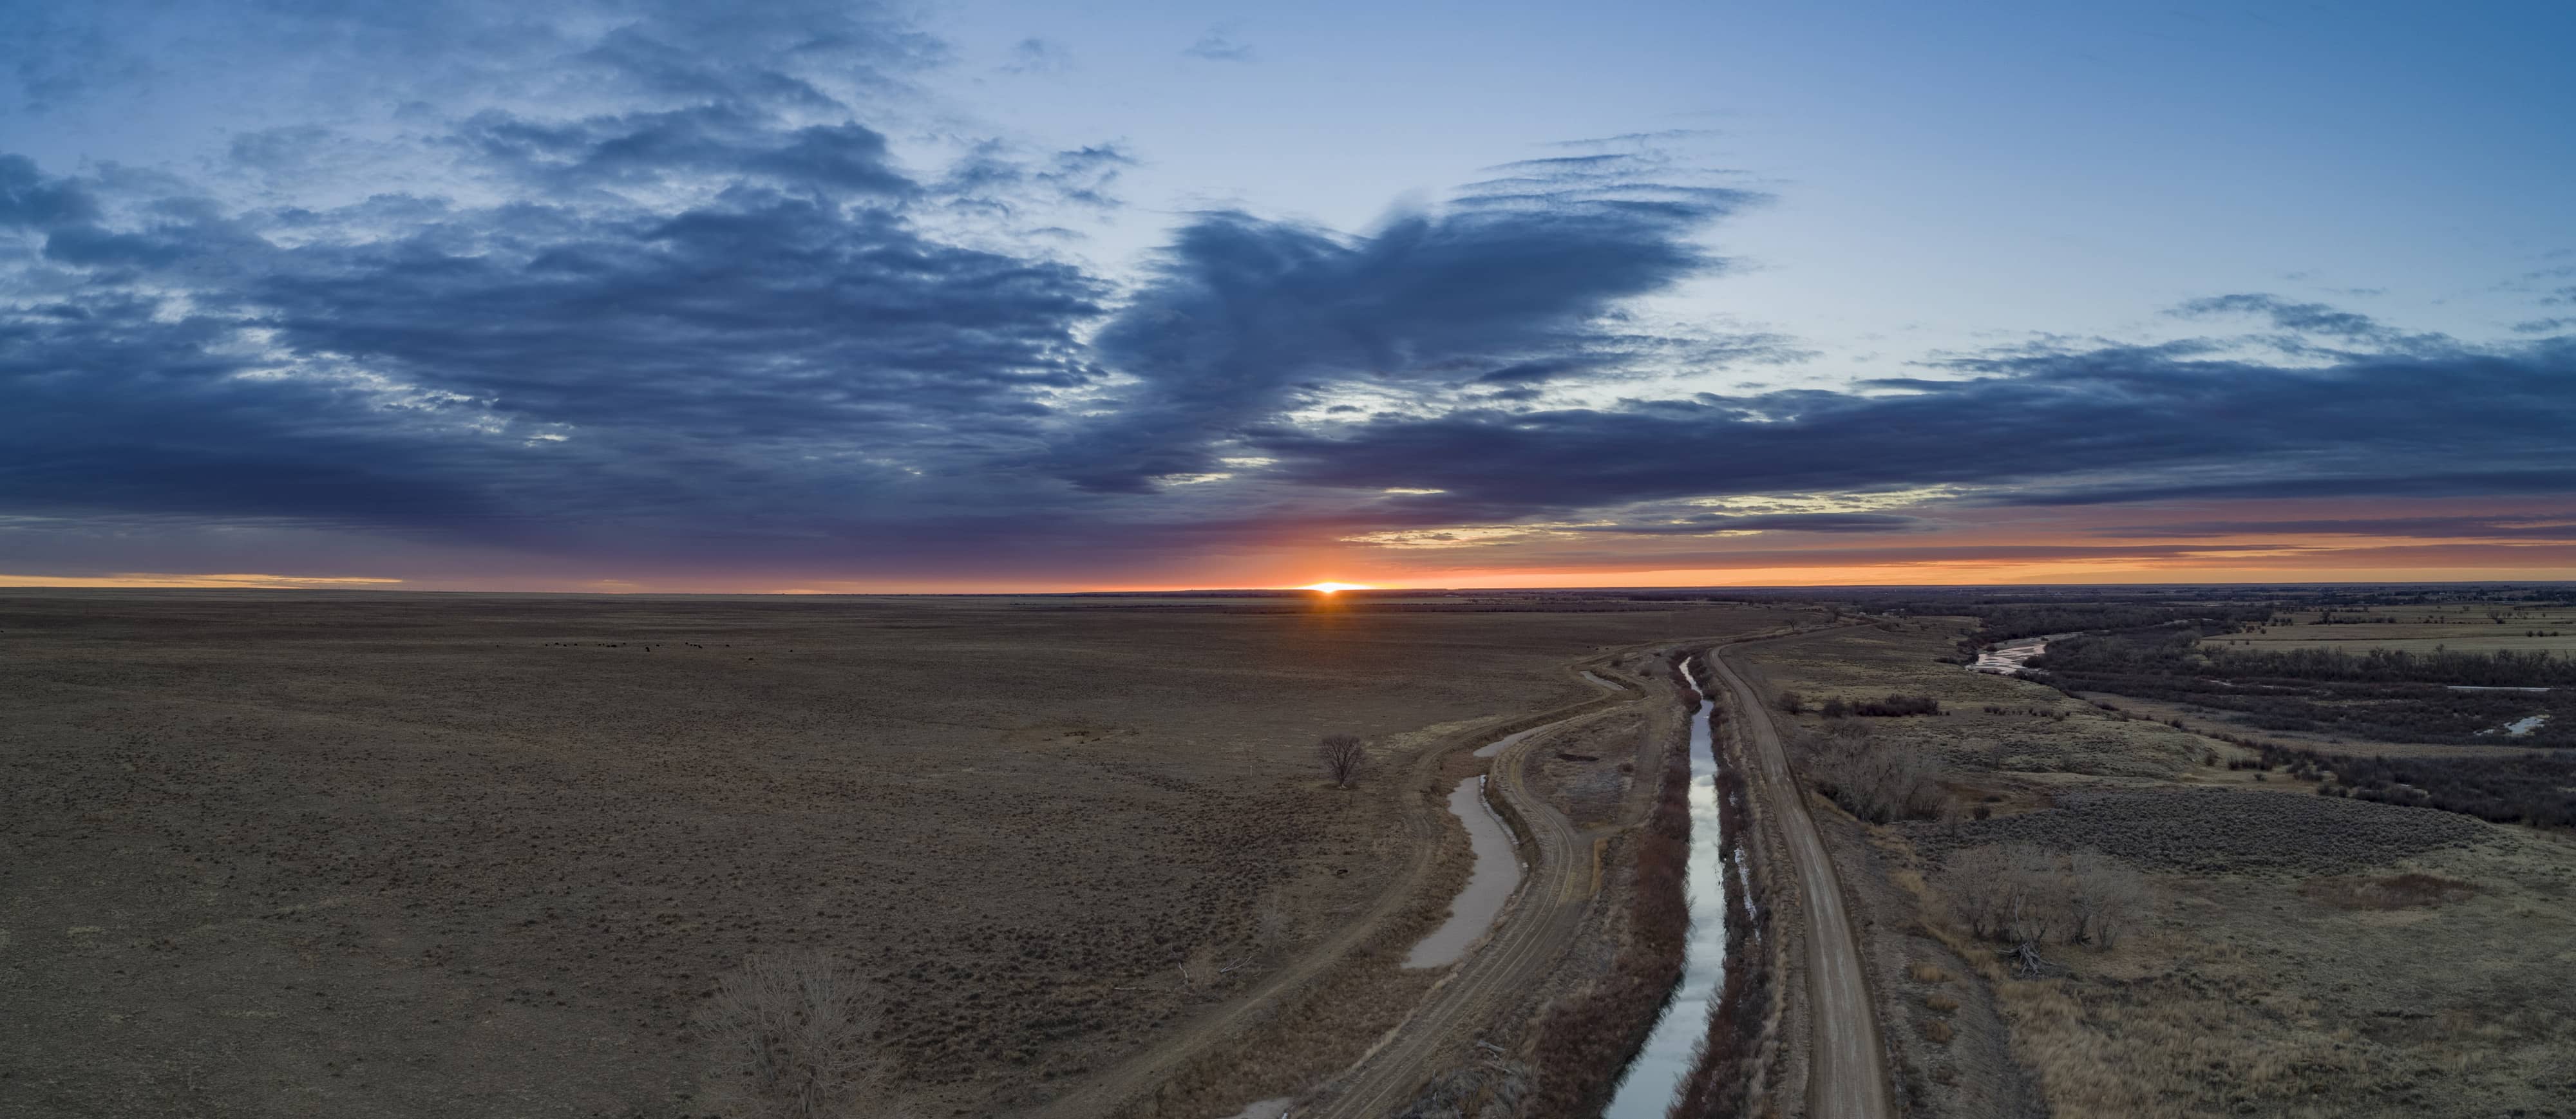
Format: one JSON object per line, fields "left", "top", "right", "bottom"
{"left": 1908, "top": 788, "right": 2496, "bottom": 875}
{"left": 1524, "top": 655, "right": 1696, "bottom": 1116}
{"left": 1738, "top": 617, "right": 2576, "bottom": 1119}
{"left": 0, "top": 590, "right": 1798, "bottom": 1118}
{"left": 2221, "top": 601, "right": 2576, "bottom": 656}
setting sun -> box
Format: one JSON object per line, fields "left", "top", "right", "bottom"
{"left": 1297, "top": 581, "right": 1373, "bottom": 594}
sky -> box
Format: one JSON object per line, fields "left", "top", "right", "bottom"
{"left": 2, "top": 0, "right": 2572, "bottom": 592}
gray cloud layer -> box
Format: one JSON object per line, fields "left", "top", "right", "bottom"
{"left": 3, "top": 1, "right": 2571, "bottom": 582}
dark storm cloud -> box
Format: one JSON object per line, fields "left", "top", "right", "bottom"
{"left": 1249, "top": 332, "right": 2576, "bottom": 517}
{"left": 0, "top": 1, "right": 1112, "bottom": 547}
{"left": 0, "top": 161, "right": 1108, "bottom": 533}
{"left": 2093, "top": 515, "right": 2576, "bottom": 541}
{"left": 0, "top": 290, "right": 501, "bottom": 524}
{"left": 0, "top": 155, "right": 99, "bottom": 227}
{"left": 457, "top": 106, "right": 917, "bottom": 197}
{"left": 1046, "top": 169, "right": 1766, "bottom": 491}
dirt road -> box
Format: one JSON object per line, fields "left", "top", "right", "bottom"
{"left": 1020, "top": 701, "right": 1622, "bottom": 1119}
{"left": 1304, "top": 709, "right": 1607, "bottom": 1118}
{"left": 1710, "top": 638, "right": 1895, "bottom": 1119}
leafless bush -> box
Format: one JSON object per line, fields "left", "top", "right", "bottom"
{"left": 697, "top": 951, "right": 878, "bottom": 1119}
{"left": 1776, "top": 688, "right": 1806, "bottom": 714}
{"left": 2067, "top": 847, "right": 2148, "bottom": 947}
{"left": 1944, "top": 844, "right": 2151, "bottom": 948}
{"left": 1801, "top": 726, "right": 1945, "bottom": 823}
{"left": 1317, "top": 733, "right": 1364, "bottom": 788}
{"left": 1944, "top": 843, "right": 2014, "bottom": 939}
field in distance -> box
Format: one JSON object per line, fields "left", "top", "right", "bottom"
{"left": 2213, "top": 601, "right": 2576, "bottom": 655}
{"left": 0, "top": 590, "right": 1796, "bottom": 1118}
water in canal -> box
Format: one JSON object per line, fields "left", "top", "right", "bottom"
{"left": 1602, "top": 655, "right": 1728, "bottom": 1116}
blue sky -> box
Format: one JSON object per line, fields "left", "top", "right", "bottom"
{"left": 3, "top": 0, "right": 2571, "bottom": 590}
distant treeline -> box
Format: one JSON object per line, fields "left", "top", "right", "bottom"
{"left": 2221, "top": 646, "right": 2576, "bottom": 688}
{"left": 2037, "top": 629, "right": 2576, "bottom": 688}
{"left": 1935, "top": 603, "right": 2272, "bottom": 648}
{"left": 2031, "top": 628, "right": 2573, "bottom": 747}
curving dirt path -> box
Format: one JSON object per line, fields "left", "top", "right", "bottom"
{"left": 1018, "top": 697, "right": 1627, "bottom": 1119}
{"left": 1710, "top": 636, "right": 1895, "bottom": 1119}
{"left": 1303, "top": 707, "right": 1609, "bottom": 1118}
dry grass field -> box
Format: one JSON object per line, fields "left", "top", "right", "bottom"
{"left": 0, "top": 590, "right": 1800, "bottom": 1118}
{"left": 1736, "top": 621, "right": 2576, "bottom": 1119}
{"left": 2215, "top": 601, "right": 2576, "bottom": 655}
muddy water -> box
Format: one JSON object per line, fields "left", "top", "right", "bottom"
{"left": 1473, "top": 725, "right": 1548, "bottom": 759}
{"left": 1404, "top": 775, "right": 1523, "bottom": 968}
{"left": 1603, "top": 655, "right": 1727, "bottom": 1117}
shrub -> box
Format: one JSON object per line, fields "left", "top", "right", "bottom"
{"left": 697, "top": 952, "right": 878, "bottom": 1119}
{"left": 1853, "top": 693, "right": 1942, "bottom": 717}
{"left": 1942, "top": 844, "right": 2148, "bottom": 947}
{"left": 1800, "top": 726, "right": 1944, "bottom": 823}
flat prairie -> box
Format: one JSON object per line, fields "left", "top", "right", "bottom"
{"left": 0, "top": 590, "right": 1785, "bottom": 1118}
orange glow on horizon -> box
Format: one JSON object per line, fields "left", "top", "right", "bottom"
{"left": 1296, "top": 581, "right": 1373, "bottom": 594}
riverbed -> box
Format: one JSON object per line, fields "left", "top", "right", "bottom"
{"left": 1969, "top": 635, "right": 2054, "bottom": 674}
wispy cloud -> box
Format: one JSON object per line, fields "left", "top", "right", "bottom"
{"left": 1182, "top": 31, "right": 1255, "bottom": 62}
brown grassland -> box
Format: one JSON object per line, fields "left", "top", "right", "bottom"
{"left": 1736, "top": 619, "right": 2576, "bottom": 1119}
{"left": 2214, "top": 601, "right": 2576, "bottom": 656}
{"left": 0, "top": 590, "right": 1799, "bottom": 1118}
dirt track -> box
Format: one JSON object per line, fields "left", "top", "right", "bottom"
{"left": 1019, "top": 697, "right": 1629, "bottom": 1119}
{"left": 1303, "top": 708, "right": 1610, "bottom": 1117}
{"left": 1711, "top": 637, "right": 1895, "bottom": 1119}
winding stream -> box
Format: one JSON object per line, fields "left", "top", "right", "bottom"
{"left": 1603, "top": 655, "right": 1727, "bottom": 1117}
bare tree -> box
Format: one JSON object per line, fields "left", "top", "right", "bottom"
{"left": 1775, "top": 688, "right": 1806, "bottom": 715}
{"left": 2002, "top": 843, "right": 2069, "bottom": 945}
{"left": 697, "top": 951, "right": 878, "bottom": 1119}
{"left": 1318, "top": 733, "right": 1365, "bottom": 789}
{"left": 2068, "top": 847, "right": 2150, "bottom": 947}
{"left": 1944, "top": 843, "right": 2016, "bottom": 939}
